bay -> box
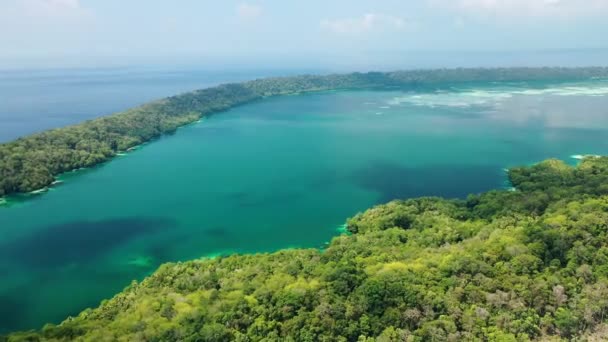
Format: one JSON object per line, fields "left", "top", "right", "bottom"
{"left": 1, "top": 78, "right": 608, "bottom": 332}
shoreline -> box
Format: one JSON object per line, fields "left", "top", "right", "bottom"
{"left": 1, "top": 134, "right": 165, "bottom": 203}
{"left": 2, "top": 67, "right": 608, "bottom": 199}
{"left": 571, "top": 154, "right": 602, "bottom": 160}
{"left": 6, "top": 156, "right": 608, "bottom": 339}
{"left": 0, "top": 115, "right": 213, "bottom": 205}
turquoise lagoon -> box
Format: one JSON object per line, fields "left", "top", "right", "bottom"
{"left": 2, "top": 80, "right": 608, "bottom": 331}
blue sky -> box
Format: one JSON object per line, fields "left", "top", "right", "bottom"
{"left": 1, "top": 0, "right": 608, "bottom": 69}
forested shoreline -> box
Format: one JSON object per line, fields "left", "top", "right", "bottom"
{"left": 4, "top": 68, "right": 608, "bottom": 340}
{"left": 5, "top": 157, "right": 608, "bottom": 341}
{"left": 2, "top": 67, "right": 608, "bottom": 198}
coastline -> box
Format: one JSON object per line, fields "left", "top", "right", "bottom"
{"left": 571, "top": 154, "right": 602, "bottom": 160}
{"left": 3, "top": 67, "right": 608, "bottom": 336}
{"left": 2, "top": 67, "right": 608, "bottom": 199}
{"left": 0, "top": 116, "right": 216, "bottom": 204}
{"left": 6, "top": 156, "right": 608, "bottom": 339}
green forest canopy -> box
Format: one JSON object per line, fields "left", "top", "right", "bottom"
{"left": 2, "top": 67, "right": 608, "bottom": 197}
{"left": 6, "top": 157, "right": 608, "bottom": 341}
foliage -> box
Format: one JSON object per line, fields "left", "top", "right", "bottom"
{"left": 6, "top": 157, "right": 608, "bottom": 341}
{"left": 2, "top": 67, "right": 608, "bottom": 197}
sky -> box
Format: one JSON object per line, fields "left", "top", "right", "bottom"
{"left": 1, "top": 0, "right": 608, "bottom": 70}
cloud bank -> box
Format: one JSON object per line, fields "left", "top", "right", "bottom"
{"left": 429, "top": 0, "right": 608, "bottom": 17}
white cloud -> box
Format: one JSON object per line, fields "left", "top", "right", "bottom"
{"left": 321, "top": 13, "right": 408, "bottom": 34}
{"left": 237, "top": 3, "right": 262, "bottom": 21}
{"left": 429, "top": 0, "right": 608, "bottom": 17}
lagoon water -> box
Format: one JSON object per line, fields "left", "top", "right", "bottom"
{"left": 2, "top": 76, "right": 608, "bottom": 332}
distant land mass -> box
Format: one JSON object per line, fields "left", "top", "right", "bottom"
{"left": 1, "top": 67, "right": 608, "bottom": 198}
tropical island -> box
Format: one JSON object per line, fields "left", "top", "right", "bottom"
{"left": 4, "top": 156, "right": 608, "bottom": 341}
{"left": 1, "top": 67, "right": 608, "bottom": 198}
{"left": 4, "top": 68, "right": 608, "bottom": 341}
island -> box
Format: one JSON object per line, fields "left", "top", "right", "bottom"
{"left": 4, "top": 68, "right": 608, "bottom": 341}
{"left": 2, "top": 67, "right": 608, "bottom": 198}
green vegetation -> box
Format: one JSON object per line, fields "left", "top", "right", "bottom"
{"left": 6, "top": 156, "right": 608, "bottom": 341}
{"left": 2, "top": 67, "right": 608, "bottom": 197}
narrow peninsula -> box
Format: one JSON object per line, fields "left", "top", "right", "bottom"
{"left": 1, "top": 67, "right": 608, "bottom": 198}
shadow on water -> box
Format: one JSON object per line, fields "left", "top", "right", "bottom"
{"left": 0, "top": 265, "right": 149, "bottom": 333}
{"left": 204, "top": 227, "right": 231, "bottom": 239}
{"left": 1, "top": 217, "right": 176, "bottom": 269}
{"left": 352, "top": 160, "right": 503, "bottom": 203}
{"left": 0, "top": 294, "right": 26, "bottom": 333}
{"left": 142, "top": 225, "right": 233, "bottom": 263}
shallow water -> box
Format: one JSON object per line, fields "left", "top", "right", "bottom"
{"left": 2, "top": 79, "right": 608, "bottom": 332}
